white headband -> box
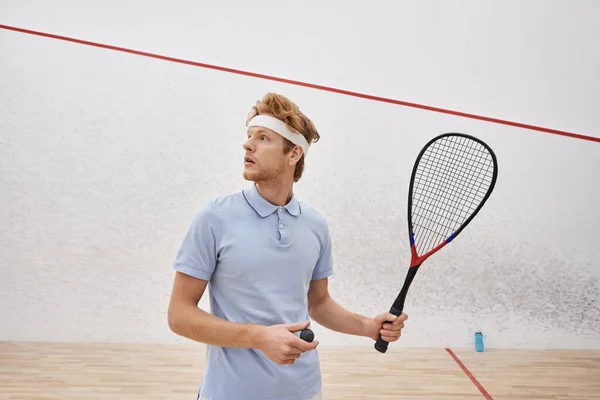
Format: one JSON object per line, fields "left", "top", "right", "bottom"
{"left": 247, "top": 115, "right": 310, "bottom": 156}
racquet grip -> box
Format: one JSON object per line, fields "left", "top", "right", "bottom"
{"left": 374, "top": 305, "right": 402, "bottom": 353}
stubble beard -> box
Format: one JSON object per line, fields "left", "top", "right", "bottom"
{"left": 243, "top": 160, "right": 288, "bottom": 186}
{"left": 243, "top": 164, "right": 279, "bottom": 183}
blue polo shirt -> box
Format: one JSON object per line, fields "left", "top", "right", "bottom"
{"left": 172, "top": 183, "right": 333, "bottom": 400}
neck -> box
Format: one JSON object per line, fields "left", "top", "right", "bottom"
{"left": 255, "top": 179, "right": 294, "bottom": 206}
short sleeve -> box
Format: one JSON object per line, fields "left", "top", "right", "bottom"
{"left": 312, "top": 223, "right": 333, "bottom": 280}
{"left": 172, "top": 203, "right": 218, "bottom": 281}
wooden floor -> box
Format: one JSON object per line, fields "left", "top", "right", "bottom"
{"left": 1, "top": 342, "right": 599, "bottom": 399}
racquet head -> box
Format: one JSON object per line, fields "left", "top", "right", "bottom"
{"left": 408, "top": 132, "right": 498, "bottom": 267}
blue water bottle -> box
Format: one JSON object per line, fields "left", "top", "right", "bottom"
{"left": 475, "top": 331, "right": 484, "bottom": 352}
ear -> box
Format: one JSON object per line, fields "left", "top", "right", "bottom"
{"left": 288, "top": 146, "right": 304, "bottom": 165}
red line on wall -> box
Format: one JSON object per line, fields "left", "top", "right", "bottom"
{"left": 1, "top": 23, "right": 598, "bottom": 144}
{"left": 445, "top": 348, "right": 494, "bottom": 400}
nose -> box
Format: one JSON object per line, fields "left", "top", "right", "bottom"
{"left": 243, "top": 138, "right": 254, "bottom": 152}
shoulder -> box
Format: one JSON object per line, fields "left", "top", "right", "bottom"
{"left": 299, "top": 201, "right": 330, "bottom": 234}
{"left": 191, "top": 190, "right": 245, "bottom": 225}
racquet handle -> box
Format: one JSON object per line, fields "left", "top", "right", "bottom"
{"left": 374, "top": 305, "right": 402, "bottom": 353}
{"left": 300, "top": 328, "right": 314, "bottom": 342}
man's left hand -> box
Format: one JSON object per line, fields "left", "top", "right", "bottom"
{"left": 365, "top": 311, "right": 408, "bottom": 342}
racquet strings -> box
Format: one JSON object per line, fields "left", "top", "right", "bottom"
{"left": 411, "top": 135, "right": 496, "bottom": 256}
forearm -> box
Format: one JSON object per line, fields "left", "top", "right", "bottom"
{"left": 309, "top": 295, "right": 369, "bottom": 337}
{"left": 168, "top": 304, "right": 263, "bottom": 348}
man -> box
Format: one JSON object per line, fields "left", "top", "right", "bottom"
{"left": 168, "top": 93, "right": 408, "bottom": 400}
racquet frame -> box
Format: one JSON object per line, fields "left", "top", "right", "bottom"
{"left": 374, "top": 132, "right": 498, "bottom": 353}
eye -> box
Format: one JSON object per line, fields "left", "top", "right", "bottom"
{"left": 261, "top": 135, "right": 268, "bottom": 141}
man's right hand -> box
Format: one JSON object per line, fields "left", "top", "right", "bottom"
{"left": 256, "top": 320, "right": 319, "bottom": 365}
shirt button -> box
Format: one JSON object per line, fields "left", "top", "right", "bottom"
{"left": 279, "top": 224, "right": 284, "bottom": 229}
{"left": 278, "top": 207, "right": 283, "bottom": 213}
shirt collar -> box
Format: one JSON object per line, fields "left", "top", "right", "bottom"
{"left": 243, "top": 183, "right": 301, "bottom": 217}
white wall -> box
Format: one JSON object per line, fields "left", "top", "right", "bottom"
{"left": 1, "top": 0, "right": 599, "bottom": 350}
